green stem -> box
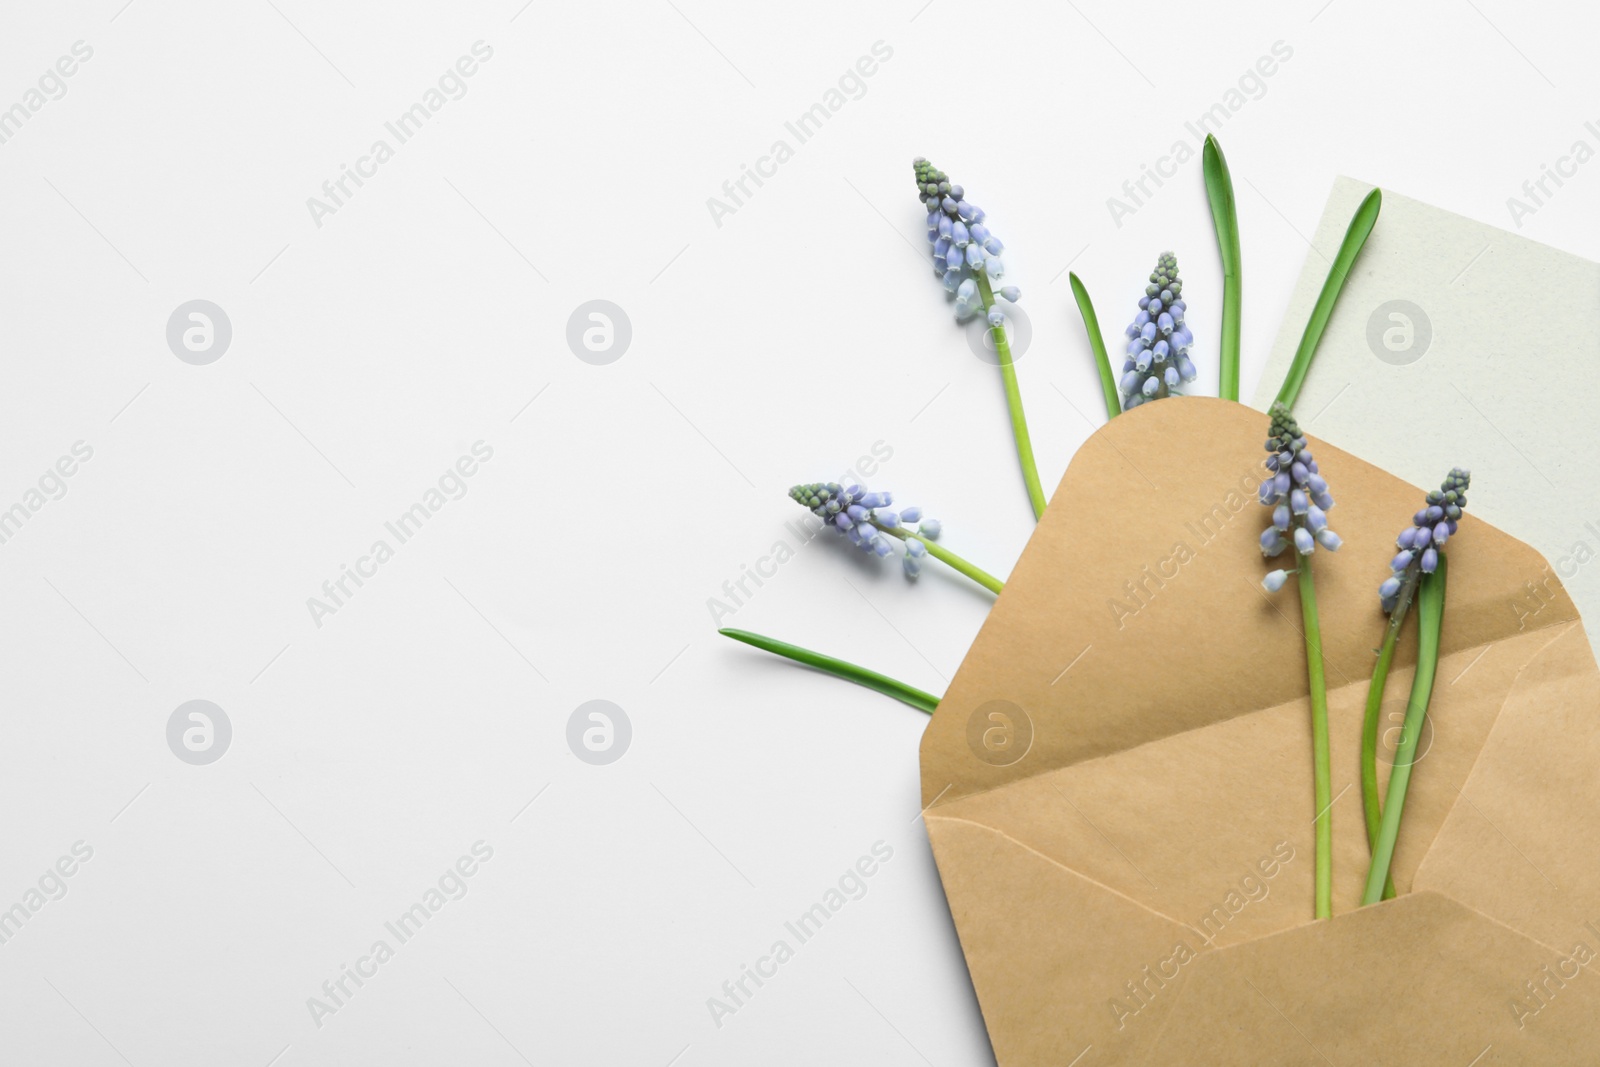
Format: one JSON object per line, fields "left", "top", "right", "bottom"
{"left": 976, "top": 271, "right": 1047, "bottom": 520}
{"left": 1296, "top": 554, "right": 1334, "bottom": 919}
{"left": 718, "top": 628, "right": 941, "bottom": 714}
{"left": 1274, "top": 188, "right": 1383, "bottom": 410}
{"left": 1361, "top": 572, "right": 1419, "bottom": 901}
{"left": 1362, "top": 556, "right": 1447, "bottom": 906}
{"left": 1068, "top": 272, "right": 1120, "bottom": 421}
{"left": 1202, "top": 135, "right": 1241, "bottom": 402}
{"left": 1360, "top": 626, "right": 1402, "bottom": 902}
{"left": 880, "top": 526, "right": 1005, "bottom": 594}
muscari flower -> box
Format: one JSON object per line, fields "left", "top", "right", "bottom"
{"left": 1260, "top": 403, "right": 1340, "bottom": 591}
{"left": 914, "top": 157, "right": 1019, "bottom": 322}
{"left": 1119, "top": 252, "right": 1197, "bottom": 410}
{"left": 1378, "top": 468, "right": 1471, "bottom": 613}
{"left": 790, "top": 482, "right": 941, "bottom": 578}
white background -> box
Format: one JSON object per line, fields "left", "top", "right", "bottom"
{"left": 0, "top": 1, "right": 1594, "bottom": 1064}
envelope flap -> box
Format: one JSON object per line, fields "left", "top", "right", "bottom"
{"left": 920, "top": 635, "right": 1546, "bottom": 947}
{"left": 1415, "top": 619, "right": 1600, "bottom": 949}
{"left": 924, "top": 813, "right": 1196, "bottom": 1066}
{"left": 1142, "top": 891, "right": 1600, "bottom": 1064}
{"left": 919, "top": 398, "right": 1580, "bottom": 809}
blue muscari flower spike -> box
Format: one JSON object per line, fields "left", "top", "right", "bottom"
{"left": 914, "top": 157, "right": 1017, "bottom": 322}
{"left": 1260, "top": 403, "right": 1340, "bottom": 592}
{"left": 1119, "top": 252, "right": 1197, "bottom": 410}
{"left": 1378, "top": 468, "right": 1470, "bottom": 614}
{"left": 790, "top": 482, "right": 942, "bottom": 580}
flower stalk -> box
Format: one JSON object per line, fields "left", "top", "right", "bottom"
{"left": 790, "top": 482, "right": 1001, "bottom": 592}
{"left": 1359, "top": 595, "right": 1412, "bottom": 902}
{"left": 1361, "top": 468, "right": 1469, "bottom": 902}
{"left": 1257, "top": 403, "right": 1341, "bottom": 918}
{"left": 880, "top": 526, "right": 1004, "bottom": 594}
{"left": 1296, "top": 553, "right": 1334, "bottom": 919}
{"left": 977, "top": 270, "right": 1047, "bottom": 519}
{"left": 1362, "top": 556, "right": 1448, "bottom": 906}
{"left": 914, "top": 157, "right": 1045, "bottom": 520}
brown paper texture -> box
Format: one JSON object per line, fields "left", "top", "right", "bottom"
{"left": 921, "top": 397, "right": 1599, "bottom": 1065}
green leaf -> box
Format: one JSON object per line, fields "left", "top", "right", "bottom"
{"left": 1361, "top": 554, "right": 1446, "bottom": 906}
{"left": 1275, "top": 188, "right": 1383, "bottom": 410}
{"left": 1359, "top": 604, "right": 1411, "bottom": 902}
{"left": 1202, "top": 135, "right": 1242, "bottom": 402}
{"left": 1069, "top": 273, "right": 1121, "bottom": 421}
{"left": 718, "top": 628, "right": 941, "bottom": 714}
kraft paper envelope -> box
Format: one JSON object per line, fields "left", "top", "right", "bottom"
{"left": 1253, "top": 177, "right": 1600, "bottom": 664}
{"left": 920, "top": 398, "right": 1600, "bottom": 1065}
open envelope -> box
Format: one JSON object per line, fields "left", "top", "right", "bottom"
{"left": 920, "top": 398, "right": 1600, "bottom": 1065}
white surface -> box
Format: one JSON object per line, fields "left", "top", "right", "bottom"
{"left": 0, "top": 1, "right": 1593, "bottom": 1064}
